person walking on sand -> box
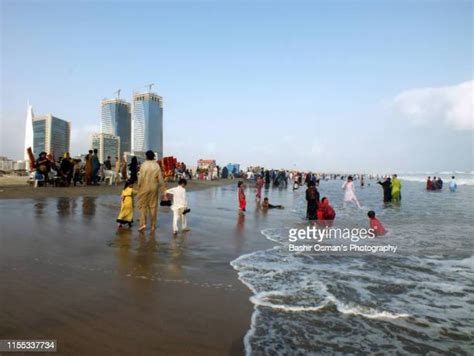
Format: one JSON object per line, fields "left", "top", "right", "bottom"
{"left": 129, "top": 156, "right": 139, "bottom": 184}
{"left": 391, "top": 174, "right": 402, "bottom": 202}
{"left": 165, "top": 178, "right": 190, "bottom": 235}
{"left": 121, "top": 156, "right": 128, "bottom": 181}
{"left": 114, "top": 156, "right": 121, "bottom": 184}
{"left": 255, "top": 175, "right": 264, "bottom": 204}
{"left": 91, "top": 148, "right": 100, "bottom": 185}
{"left": 117, "top": 180, "right": 134, "bottom": 228}
{"left": 342, "top": 176, "right": 362, "bottom": 208}
{"left": 84, "top": 150, "right": 93, "bottom": 185}
{"left": 136, "top": 151, "right": 166, "bottom": 232}
{"left": 238, "top": 181, "right": 246, "bottom": 213}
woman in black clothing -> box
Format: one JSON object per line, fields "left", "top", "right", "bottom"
{"left": 306, "top": 181, "right": 320, "bottom": 221}
{"left": 129, "top": 156, "right": 139, "bottom": 184}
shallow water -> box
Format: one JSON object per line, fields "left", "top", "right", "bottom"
{"left": 231, "top": 178, "right": 474, "bottom": 355}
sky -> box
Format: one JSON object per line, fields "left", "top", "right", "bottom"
{"left": 1, "top": 0, "right": 473, "bottom": 172}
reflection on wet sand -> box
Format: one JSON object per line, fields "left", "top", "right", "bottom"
{"left": 82, "top": 196, "right": 96, "bottom": 218}
{"left": 57, "top": 197, "right": 77, "bottom": 217}
{"left": 1, "top": 187, "right": 257, "bottom": 355}
{"left": 34, "top": 199, "right": 46, "bottom": 217}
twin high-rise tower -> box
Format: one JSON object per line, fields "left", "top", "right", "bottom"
{"left": 97, "top": 90, "right": 163, "bottom": 162}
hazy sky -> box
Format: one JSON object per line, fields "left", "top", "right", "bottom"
{"left": 1, "top": 0, "right": 472, "bottom": 172}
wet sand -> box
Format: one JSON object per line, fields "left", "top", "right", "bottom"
{"left": 0, "top": 178, "right": 235, "bottom": 200}
{"left": 0, "top": 184, "right": 274, "bottom": 355}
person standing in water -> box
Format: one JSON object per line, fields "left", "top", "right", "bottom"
{"left": 391, "top": 174, "right": 402, "bottom": 202}
{"left": 255, "top": 175, "right": 264, "bottom": 204}
{"left": 306, "top": 181, "right": 320, "bottom": 220}
{"left": 377, "top": 177, "right": 392, "bottom": 202}
{"left": 238, "top": 181, "right": 246, "bottom": 213}
{"left": 136, "top": 151, "right": 166, "bottom": 232}
{"left": 426, "top": 176, "right": 433, "bottom": 190}
{"left": 449, "top": 176, "right": 457, "bottom": 192}
{"left": 342, "top": 176, "right": 362, "bottom": 208}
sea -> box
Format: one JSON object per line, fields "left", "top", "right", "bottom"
{"left": 231, "top": 173, "right": 474, "bottom": 355}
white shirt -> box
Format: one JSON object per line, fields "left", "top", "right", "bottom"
{"left": 166, "top": 185, "right": 188, "bottom": 210}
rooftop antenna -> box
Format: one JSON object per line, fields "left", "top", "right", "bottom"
{"left": 145, "top": 83, "right": 155, "bottom": 93}
{"left": 114, "top": 89, "right": 121, "bottom": 99}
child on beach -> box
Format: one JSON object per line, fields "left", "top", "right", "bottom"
{"left": 342, "top": 176, "right": 362, "bottom": 208}
{"left": 368, "top": 210, "right": 386, "bottom": 236}
{"left": 261, "top": 197, "right": 284, "bottom": 209}
{"left": 317, "top": 197, "right": 336, "bottom": 226}
{"left": 165, "top": 178, "right": 190, "bottom": 235}
{"left": 117, "top": 180, "right": 134, "bottom": 228}
{"left": 238, "top": 181, "right": 246, "bottom": 213}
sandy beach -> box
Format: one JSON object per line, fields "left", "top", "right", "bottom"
{"left": 0, "top": 175, "right": 236, "bottom": 199}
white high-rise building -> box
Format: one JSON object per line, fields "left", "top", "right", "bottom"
{"left": 24, "top": 104, "right": 34, "bottom": 161}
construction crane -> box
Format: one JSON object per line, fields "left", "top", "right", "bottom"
{"left": 114, "top": 89, "right": 121, "bottom": 99}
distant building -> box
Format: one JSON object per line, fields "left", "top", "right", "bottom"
{"left": 101, "top": 98, "right": 131, "bottom": 154}
{"left": 0, "top": 156, "right": 14, "bottom": 171}
{"left": 32, "top": 114, "right": 71, "bottom": 158}
{"left": 197, "top": 159, "right": 216, "bottom": 171}
{"left": 14, "top": 161, "right": 27, "bottom": 171}
{"left": 132, "top": 92, "right": 163, "bottom": 158}
{"left": 90, "top": 133, "right": 120, "bottom": 164}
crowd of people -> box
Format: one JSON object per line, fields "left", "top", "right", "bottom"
{"left": 30, "top": 148, "right": 461, "bottom": 238}
{"left": 32, "top": 149, "right": 192, "bottom": 188}
{"left": 426, "top": 175, "right": 459, "bottom": 192}
{"left": 234, "top": 172, "right": 388, "bottom": 236}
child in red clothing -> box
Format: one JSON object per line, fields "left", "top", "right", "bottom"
{"left": 317, "top": 197, "right": 336, "bottom": 226}
{"left": 238, "top": 181, "right": 246, "bottom": 213}
{"left": 368, "top": 210, "right": 386, "bottom": 236}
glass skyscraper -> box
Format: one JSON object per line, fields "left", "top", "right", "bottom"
{"left": 131, "top": 92, "right": 163, "bottom": 158}
{"left": 101, "top": 98, "right": 131, "bottom": 154}
{"left": 32, "top": 114, "right": 71, "bottom": 157}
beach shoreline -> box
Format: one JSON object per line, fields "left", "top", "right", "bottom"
{"left": 0, "top": 176, "right": 237, "bottom": 200}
